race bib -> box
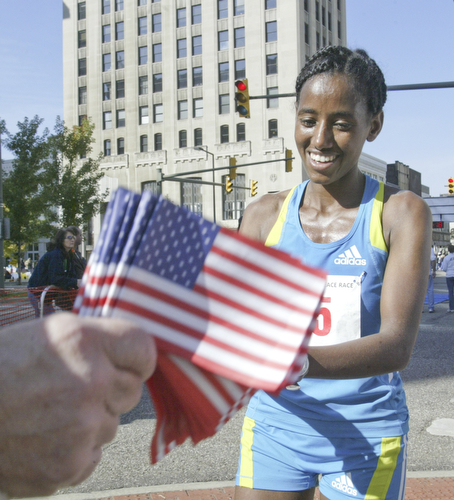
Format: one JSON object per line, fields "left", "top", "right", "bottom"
{"left": 309, "top": 275, "right": 362, "bottom": 346}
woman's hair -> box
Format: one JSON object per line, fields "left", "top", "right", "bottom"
{"left": 54, "top": 228, "right": 75, "bottom": 252}
{"left": 295, "top": 46, "right": 387, "bottom": 115}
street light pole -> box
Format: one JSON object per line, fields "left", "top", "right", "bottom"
{"left": 196, "top": 147, "right": 216, "bottom": 223}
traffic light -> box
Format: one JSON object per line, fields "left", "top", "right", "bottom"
{"left": 235, "top": 79, "right": 250, "bottom": 118}
{"left": 449, "top": 177, "right": 454, "bottom": 195}
{"left": 229, "top": 157, "right": 237, "bottom": 179}
{"left": 433, "top": 221, "right": 443, "bottom": 229}
{"left": 225, "top": 176, "right": 233, "bottom": 194}
{"left": 285, "top": 149, "right": 293, "bottom": 172}
{"left": 251, "top": 179, "right": 258, "bottom": 196}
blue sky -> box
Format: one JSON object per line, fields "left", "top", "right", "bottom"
{"left": 1, "top": 0, "right": 453, "bottom": 196}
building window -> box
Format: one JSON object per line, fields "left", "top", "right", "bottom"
{"left": 153, "top": 73, "right": 162, "bottom": 92}
{"left": 154, "top": 133, "right": 162, "bottom": 150}
{"left": 116, "top": 21, "right": 124, "bottom": 40}
{"left": 304, "top": 0, "right": 309, "bottom": 12}
{"left": 266, "top": 54, "right": 277, "bottom": 75}
{"left": 78, "top": 2, "right": 86, "bottom": 20}
{"left": 138, "top": 16, "right": 147, "bottom": 36}
{"left": 115, "top": 0, "right": 124, "bottom": 11}
{"left": 192, "top": 4, "right": 201, "bottom": 24}
{"left": 78, "top": 114, "right": 87, "bottom": 127}
{"left": 103, "top": 111, "right": 112, "bottom": 129}
{"left": 235, "top": 59, "right": 245, "bottom": 79}
{"left": 218, "top": 30, "right": 228, "bottom": 51}
{"left": 104, "top": 139, "right": 111, "bottom": 156}
{"left": 177, "top": 38, "right": 187, "bottom": 58}
{"left": 193, "top": 98, "right": 203, "bottom": 118}
{"left": 78, "top": 30, "right": 86, "bottom": 48}
{"left": 153, "top": 104, "right": 163, "bottom": 123}
{"left": 218, "top": 0, "right": 228, "bottom": 19}
{"left": 223, "top": 173, "right": 245, "bottom": 220}
{"left": 103, "top": 81, "right": 111, "bottom": 100}
{"left": 219, "top": 94, "right": 230, "bottom": 114}
{"left": 102, "top": 25, "right": 111, "bottom": 43}
{"left": 152, "top": 13, "right": 162, "bottom": 32}
{"left": 316, "top": 31, "right": 320, "bottom": 50}
{"left": 179, "top": 130, "right": 187, "bottom": 148}
{"left": 102, "top": 54, "right": 111, "bottom": 72}
{"left": 194, "top": 128, "right": 203, "bottom": 147}
{"left": 102, "top": 0, "right": 110, "bottom": 15}
{"left": 267, "top": 87, "right": 279, "bottom": 108}
{"left": 140, "top": 106, "right": 149, "bottom": 124}
{"left": 193, "top": 66, "right": 203, "bottom": 86}
{"left": 116, "top": 109, "right": 126, "bottom": 127}
{"left": 177, "top": 8, "right": 186, "bottom": 27}
{"left": 152, "top": 43, "right": 162, "bottom": 62}
{"left": 78, "top": 86, "right": 87, "bottom": 105}
{"left": 117, "top": 137, "right": 125, "bottom": 154}
{"left": 236, "top": 122, "right": 245, "bottom": 142}
{"left": 116, "top": 79, "right": 125, "bottom": 98}
{"left": 178, "top": 100, "right": 188, "bottom": 120}
{"left": 116, "top": 50, "right": 125, "bottom": 69}
{"left": 177, "top": 69, "right": 188, "bottom": 89}
{"left": 140, "top": 135, "right": 148, "bottom": 152}
{"left": 220, "top": 124, "right": 229, "bottom": 143}
{"left": 268, "top": 119, "right": 278, "bottom": 138}
{"left": 181, "top": 180, "right": 202, "bottom": 216}
{"left": 265, "top": 0, "right": 276, "bottom": 8}
{"left": 234, "top": 0, "right": 245, "bottom": 15}
{"left": 138, "top": 0, "right": 147, "bottom": 5}
{"left": 142, "top": 180, "right": 158, "bottom": 194}
{"left": 305, "top": 23, "right": 309, "bottom": 44}
{"left": 78, "top": 58, "right": 87, "bottom": 76}
{"left": 322, "top": 6, "right": 326, "bottom": 26}
{"left": 139, "top": 75, "right": 148, "bottom": 95}
{"left": 139, "top": 46, "right": 148, "bottom": 65}
{"left": 266, "top": 21, "right": 277, "bottom": 42}
{"left": 192, "top": 35, "right": 202, "bottom": 56}
{"left": 328, "top": 12, "right": 332, "bottom": 31}
{"left": 219, "top": 62, "right": 229, "bottom": 82}
{"left": 338, "top": 20, "right": 342, "bottom": 39}
{"left": 234, "top": 27, "right": 245, "bottom": 48}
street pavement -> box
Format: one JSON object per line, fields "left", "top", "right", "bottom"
{"left": 19, "top": 274, "right": 454, "bottom": 499}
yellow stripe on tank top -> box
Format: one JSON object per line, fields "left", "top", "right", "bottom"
{"left": 238, "top": 416, "right": 256, "bottom": 488}
{"left": 265, "top": 186, "right": 298, "bottom": 247}
{"left": 370, "top": 181, "right": 388, "bottom": 253}
{"left": 364, "top": 436, "right": 401, "bottom": 499}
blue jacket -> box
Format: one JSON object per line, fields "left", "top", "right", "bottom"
{"left": 28, "top": 248, "right": 78, "bottom": 290}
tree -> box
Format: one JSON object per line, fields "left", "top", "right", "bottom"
{"left": 2, "top": 116, "right": 57, "bottom": 279}
{"left": 46, "top": 117, "right": 108, "bottom": 231}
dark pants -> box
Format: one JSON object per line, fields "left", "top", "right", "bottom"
{"left": 447, "top": 277, "right": 454, "bottom": 311}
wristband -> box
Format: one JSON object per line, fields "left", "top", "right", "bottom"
{"left": 285, "top": 357, "right": 309, "bottom": 391}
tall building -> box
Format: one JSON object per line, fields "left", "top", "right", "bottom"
{"left": 63, "top": 0, "right": 347, "bottom": 245}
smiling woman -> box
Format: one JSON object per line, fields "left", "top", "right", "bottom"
{"left": 234, "top": 46, "right": 432, "bottom": 500}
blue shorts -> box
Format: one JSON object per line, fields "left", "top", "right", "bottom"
{"left": 236, "top": 416, "right": 408, "bottom": 500}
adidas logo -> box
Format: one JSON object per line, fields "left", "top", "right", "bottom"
{"left": 331, "top": 474, "right": 358, "bottom": 496}
{"left": 334, "top": 245, "right": 366, "bottom": 266}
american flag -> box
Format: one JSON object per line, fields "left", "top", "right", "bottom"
{"left": 74, "top": 188, "right": 326, "bottom": 462}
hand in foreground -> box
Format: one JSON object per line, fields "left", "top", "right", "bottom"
{"left": 0, "top": 313, "right": 157, "bottom": 498}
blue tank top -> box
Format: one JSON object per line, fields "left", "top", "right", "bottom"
{"left": 245, "top": 176, "right": 409, "bottom": 438}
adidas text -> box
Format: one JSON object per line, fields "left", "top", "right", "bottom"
{"left": 334, "top": 257, "right": 366, "bottom": 266}
{"left": 331, "top": 476, "right": 358, "bottom": 496}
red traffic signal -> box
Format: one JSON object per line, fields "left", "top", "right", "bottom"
{"left": 235, "top": 79, "right": 250, "bottom": 118}
{"left": 432, "top": 221, "right": 443, "bottom": 229}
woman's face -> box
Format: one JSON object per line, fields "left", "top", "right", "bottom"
{"left": 294, "top": 73, "right": 383, "bottom": 186}
{"left": 63, "top": 232, "right": 76, "bottom": 251}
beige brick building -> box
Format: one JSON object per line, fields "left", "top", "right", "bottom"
{"left": 63, "top": 0, "right": 347, "bottom": 243}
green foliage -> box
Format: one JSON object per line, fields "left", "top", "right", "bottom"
{"left": 46, "top": 117, "right": 108, "bottom": 231}
{"left": 2, "top": 116, "right": 57, "bottom": 266}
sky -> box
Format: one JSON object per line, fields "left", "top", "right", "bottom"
{"left": 0, "top": 0, "right": 453, "bottom": 196}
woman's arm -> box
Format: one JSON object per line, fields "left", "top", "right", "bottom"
{"left": 48, "top": 251, "right": 78, "bottom": 289}
{"left": 306, "top": 189, "right": 432, "bottom": 379}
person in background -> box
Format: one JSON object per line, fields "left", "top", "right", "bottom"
{"left": 441, "top": 244, "right": 454, "bottom": 313}
{"left": 0, "top": 313, "right": 157, "bottom": 498}
{"left": 67, "top": 225, "right": 87, "bottom": 279}
{"left": 28, "top": 228, "right": 80, "bottom": 317}
{"left": 235, "top": 46, "right": 431, "bottom": 500}
{"left": 425, "top": 245, "right": 437, "bottom": 313}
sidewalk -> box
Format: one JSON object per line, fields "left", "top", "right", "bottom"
{"left": 33, "top": 473, "right": 454, "bottom": 500}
